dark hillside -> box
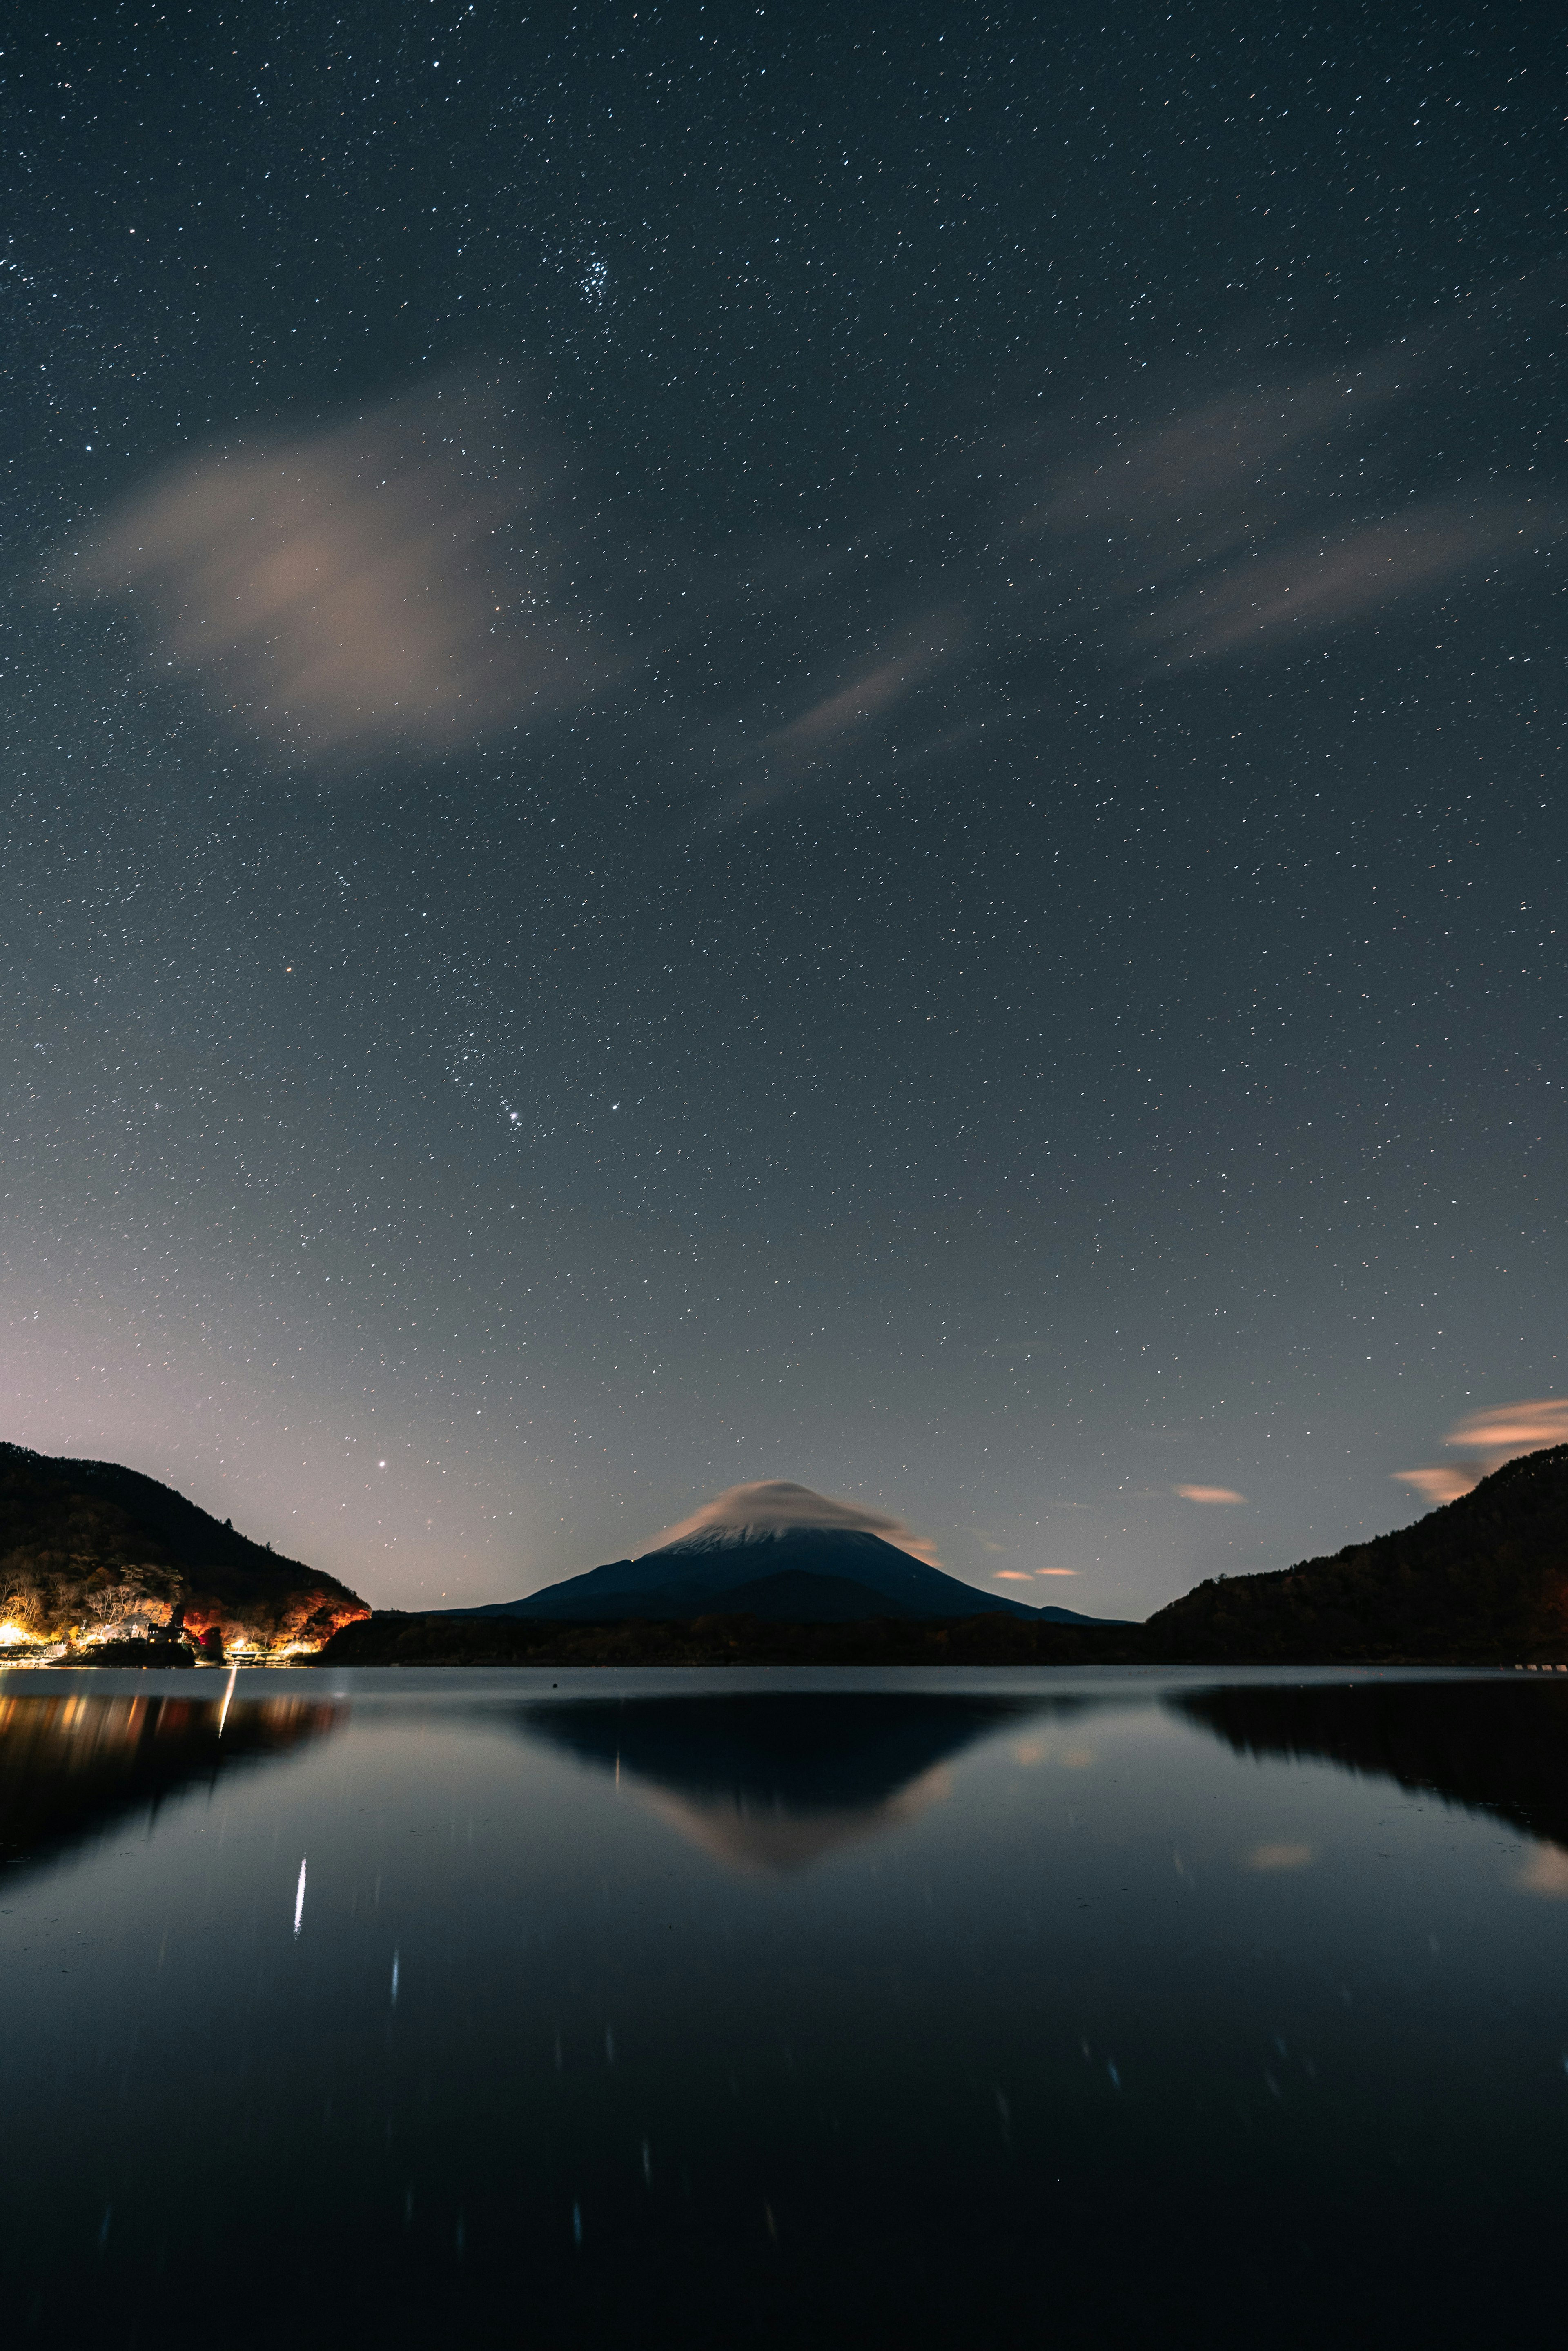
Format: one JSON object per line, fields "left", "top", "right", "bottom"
{"left": 1146, "top": 1445, "right": 1568, "bottom": 1664}
{"left": 0, "top": 1442, "right": 368, "bottom": 1650}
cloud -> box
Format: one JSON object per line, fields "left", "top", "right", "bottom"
{"left": 1176, "top": 1484, "right": 1246, "bottom": 1506}
{"left": 1394, "top": 1397, "right": 1568, "bottom": 1507}
{"left": 1136, "top": 497, "right": 1552, "bottom": 666}
{"left": 993, "top": 1569, "right": 1034, "bottom": 1582}
{"left": 697, "top": 611, "right": 967, "bottom": 828}
{"left": 1392, "top": 1466, "right": 1477, "bottom": 1509}
{"left": 1036, "top": 1567, "right": 1078, "bottom": 1577}
{"left": 1007, "top": 305, "right": 1565, "bottom": 671}
{"left": 1446, "top": 1399, "right": 1568, "bottom": 1460}
{"left": 65, "top": 377, "right": 609, "bottom": 762}
{"left": 648, "top": 1478, "right": 942, "bottom": 1567}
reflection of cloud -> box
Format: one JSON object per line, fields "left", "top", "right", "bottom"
{"left": 1517, "top": 1843, "right": 1568, "bottom": 1898}
{"left": 1245, "top": 1842, "right": 1314, "bottom": 1872}
{"left": 647, "top": 1479, "right": 942, "bottom": 1568}
{"left": 68, "top": 379, "right": 607, "bottom": 761}
{"left": 1395, "top": 1397, "right": 1568, "bottom": 1506}
{"left": 1176, "top": 1485, "right": 1246, "bottom": 1506}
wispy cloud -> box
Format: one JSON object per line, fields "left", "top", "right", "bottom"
{"left": 1391, "top": 1466, "right": 1476, "bottom": 1509}
{"left": 1136, "top": 497, "right": 1552, "bottom": 666}
{"left": 1006, "top": 301, "right": 1563, "bottom": 671}
{"left": 1176, "top": 1484, "right": 1246, "bottom": 1506}
{"left": 696, "top": 611, "right": 967, "bottom": 827}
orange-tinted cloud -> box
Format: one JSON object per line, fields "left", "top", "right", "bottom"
{"left": 1175, "top": 1484, "right": 1246, "bottom": 1505}
{"left": 67, "top": 379, "right": 607, "bottom": 762}
{"left": 1392, "top": 1466, "right": 1477, "bottom": 1508}
{"left": 1446, "top": 1399, "right": 1568, "bottom": 1460}
{"left": 1036, "top": 1567, "right": 1078, "bottom": 1577}
{"left": 647, "top": 1478, "right": 942, "bottom": 1568}
{"left": 1394, "top": 1397, "right": 1568, "bottom": 1507}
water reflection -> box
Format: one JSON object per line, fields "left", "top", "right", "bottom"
{"left": 7, "top": 1669, "right": 1568, "bottom": 2350}
{"left": 0, "top": 1689, "right": 345, "bottom": 1875}
{"left": 518, "top": 1689, "right": 1073, "bottom": 1872}
{"left": 1172, "top": 1675, "right": 1568, "bottom": 1858}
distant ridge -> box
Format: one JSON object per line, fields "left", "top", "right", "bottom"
{"left": 323, "top": 1445, "right": 1568, "bottom": 1669}
{"left": 441, "top": 1518, "right": 1128, "bottom": 1627}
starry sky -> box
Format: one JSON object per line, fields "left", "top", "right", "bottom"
{"left": 3, "top": 1, "right": 1564, "bottom": 1618}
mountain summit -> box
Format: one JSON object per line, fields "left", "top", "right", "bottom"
{"left": 447, "top": 1481, "right": 1125, "bottom": 1627}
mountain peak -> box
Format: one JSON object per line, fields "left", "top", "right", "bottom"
{"left": 648, "top": 1479, "right": 941, "bottom": 1567}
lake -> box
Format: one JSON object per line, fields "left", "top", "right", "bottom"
{"left": 2, "top": 1665, "right": 1566, "bottom": 2348}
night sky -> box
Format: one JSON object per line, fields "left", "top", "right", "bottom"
{"left": 4, "top": 2, "right": 1564, "bottom": 1618}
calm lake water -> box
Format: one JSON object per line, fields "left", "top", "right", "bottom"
{"left": 3, "top": 1665, "right": 1567, "bottom": 2348}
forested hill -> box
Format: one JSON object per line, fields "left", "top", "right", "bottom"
{"left": 0, "top": 1441, "right": 368, "bottom": 1649}
{"left": 1145, "top": 1444, "right": 1568, "bottom": 1664}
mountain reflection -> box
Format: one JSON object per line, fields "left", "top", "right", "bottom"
{"left": 1172, "top": 1677, "right": 1568, "bottom": 1855}
{"left": 0, "top": 1690, "right": 345, "bottom": 1875}
{"left": 518, "top": 1690, "right": 1076, "bottom": 1872}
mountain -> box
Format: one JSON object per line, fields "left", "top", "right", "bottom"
{"left": 0, "top": 1441, "right": 370, "bottom": 1653}
{"left": 1145, "top": 1442, "right": 1568, "bottom": 1663}
{"left": 445, "top": 1519, "right": 1126, "bottom": 1626}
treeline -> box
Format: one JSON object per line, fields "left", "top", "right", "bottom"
{"left": 317, "top": 1609, "right": 1150, "bottom": 1669}
{"left": 320, "top": 1444, "right": 1568, "bottom": 1671}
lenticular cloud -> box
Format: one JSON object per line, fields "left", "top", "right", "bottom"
{"left": 648, "top": 1480, "right": 943, "bottom": 1568}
